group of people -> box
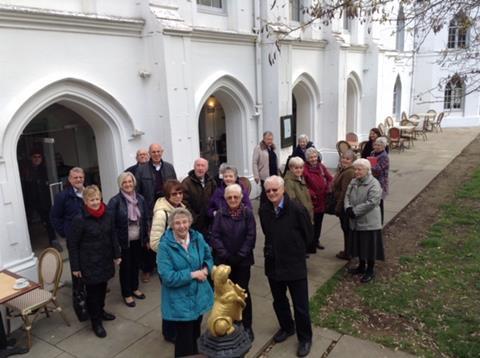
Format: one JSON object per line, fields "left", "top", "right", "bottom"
{"left": 24, "top": 127, "right": 389, "bottom": 358}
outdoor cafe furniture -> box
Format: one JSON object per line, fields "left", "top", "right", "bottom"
{"left": 346, "top": 132, "right": 359, "bottom": 151}
{"left": 4, "top": 248, "right": 69, "bottom": 349}
{"left": 387, "top": 127, "right": 406, "bottom": 152}
{"left": 0, "top": 270, "right": 40, "bottom": 356}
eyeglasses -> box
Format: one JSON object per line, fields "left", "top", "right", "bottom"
{"left": 170, "top": 191, "right": 183, "bottom": 196}
{"left": 226, "top": 195, "right": 240, "bottom": 200}
{"left": 265, "top": 188, "right": 279, "bottom": 194}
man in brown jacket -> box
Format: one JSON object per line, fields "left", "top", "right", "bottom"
{"left": 181, "top": 158, "right": 216, "bottom": 239}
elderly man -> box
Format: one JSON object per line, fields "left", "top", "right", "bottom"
{"left": 181, "top": 158, "right": 216, "bottom": 238}
{"left": 51, "top": 167, "right": 85, "bottom": 242}
{"left": 125, "top": 148, "right": 149, "bottom": 176}
{"left": 135, "top": 143, "right": 177, "bottom": 282}
{"left": 258, "top": 175, "right": 313, "bottom": 357}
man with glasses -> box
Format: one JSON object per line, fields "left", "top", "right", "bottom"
{"left": 258, "top": 175, "right": 313, "bottom": 357}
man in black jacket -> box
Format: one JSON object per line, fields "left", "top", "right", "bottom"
{"left": 259, "top": 175, "right": 313, "bottom": 357}
{"left": 125, "top": 148, "right": 149, "bottom": 176}
{"left": 135, "top": 143, "right": 176, "bottom": 282}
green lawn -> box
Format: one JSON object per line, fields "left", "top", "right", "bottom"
{"left": 311, "top": 169, "right": 480, "bottom": 358}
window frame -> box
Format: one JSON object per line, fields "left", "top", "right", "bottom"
{"left": 196, "top": 0, "right": 226, "bottom": 15}
{"left": 447, "top": 18, "right": 468, "bottom": 49}
{"left": 444, "top": 76, "right": 465, "bottom": 110}
{"left": 289, "top": 0, "right": 302, "bottom": 23}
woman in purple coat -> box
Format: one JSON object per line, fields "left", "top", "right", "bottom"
{"left": 370, "top": 137, "right": 389, "bottom": 224}
{"left": 207, "top": 165, "right": 252, "bottom": 218}
{"left": 210, "top": 184, "right": 256, "bottom": 342}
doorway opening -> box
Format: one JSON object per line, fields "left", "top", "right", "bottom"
{"left": 17, "top": 103, "right": 100, "bottom": 254}
{"left": 198, "top": 95, "right": 227, "bottom": 178}
{"left": 346, "top": 77, "right": 359, "bottom": 133}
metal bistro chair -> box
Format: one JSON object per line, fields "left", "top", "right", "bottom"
{"left": 425, "top": 109, "right": 437, "bottom": 132}
{"left": 432, "top": 112, "right": 444, "bottom": 133}
{"left": 387, "top": 127, "right": 405, "bottom": 152}
{"left": 384, "top": 116, "right": 394, "bottom": 129}
{"left": 6, "top": 248, "right": 70, "bottom": 348}
{"left": 378, "top": 122, "right": 386, "bottom": 136}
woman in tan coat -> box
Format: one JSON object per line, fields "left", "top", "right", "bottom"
{"left": 332, "top": 150, "right": 356, "bottom": 260}
{"left": 284, "top": 156, "right": 314, "bottom": 223}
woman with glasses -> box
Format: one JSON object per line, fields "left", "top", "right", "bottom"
{"left": 150, "top": 179, "right": 186, "bottom": 344}
{"left": 210, "top": 184, "right": 256, "bottom": 342}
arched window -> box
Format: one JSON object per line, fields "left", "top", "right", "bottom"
{"left": 393, "top": 76, "right": 402, "bottom": 118}
{"left": 448, "top": 17, "right": 467, "bottom": 48}
{"left": 290, "top": 0, "right": 301, "bottom": 22}
{"left": 444, "top": 75, "right": 464, "bottom": 110}
{"left": 396, "top": 5, "right": 405, "bottom": 51}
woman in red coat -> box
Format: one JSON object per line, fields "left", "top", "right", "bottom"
{"left": 303, "top": 148, "right": 333, "bottom": 253}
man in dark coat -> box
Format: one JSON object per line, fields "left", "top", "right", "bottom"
{"left": 125, "top": 148, "right": 149, "bottom": 176}
{"left": 20, "top": 149, "right": 61, "bottom": 251}
{"left": 259, "top": 175, "right": 313, "bottom": 358}
{"left": 181, "top": 158, "right": 216, "bottom": 239}
{"left": 135, "top": 143, "right": 177, "bottom": 282}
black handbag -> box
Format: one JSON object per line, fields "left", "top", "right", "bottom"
{"left": 325, "top": 192, "right": 337, "bottom": 215}
{"left": 72, "top": 277, "right": 89, "bottom": 322}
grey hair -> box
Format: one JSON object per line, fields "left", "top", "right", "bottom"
{"left": 305, "top": 147, "right": 322, "bottom": 162}
{"left": 297, "top": 134, "right": 309, "bottom": 142}
{"left": 69, "top": 167, "right": 84, "bottom": 176}
{"left": 224, "top": 183, "right": 243, "bottom": 198}
{"left": 342, "top": 149, "right": 356, "bottom": 161}
{"left": 353, "top": 158, "right": 371, "bottom": 172}
{"left": 288, "top": 156, "right": 305, "bottom": 169}
{"left": 168, "top": 208, "right": 193, "bottom": 227}
{"left": 222, "top": 165, "right": 238, "bottom": 178}
{"left": 263, "top": 131, "right": 273, "bottom": 138}
{"left": 117, "top": 171, "right": 137, "bottom": 189}
{"left": 264, "top": 175, "right": 284, "bottom": 189}
{"left": 218, "top": 162, "right": 229, "bottom": 175}
{"left": 375, "top": 137, "right": 388, "bottom": 147}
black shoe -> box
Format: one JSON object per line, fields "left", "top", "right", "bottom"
{"left": 245, "top": 327, "right": 255, "bottom": 342}
{"left": 92, "top": 322, "right": 107, "bottom": 338}
{"left": 3, "top": 345, "right": 29, "bottom": 355}
{"left": 317, "top": 244, "right": 325, "bottom": 250}
{"left": 124, "top": 297, "right": 136, "bottom": 307}
{"left": 132, "top": 291, "right": 146, "bottom": 299}
{"left": 347, "top": 266, "right": 365, "bottom": 275}
{"left": 360, "top": 272, "right": 375, "bottom": 283}
{"left": 102, "top": 311, "right": 116, "bottom": 321}
{"left": 297, "top": 341, "right": 312, "bottom": 357}
{"left": 273, "top": 328, "right": 295, "bottom": 343}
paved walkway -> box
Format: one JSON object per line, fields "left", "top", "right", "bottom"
{"left": 8, "top": 127, "right": 480, "bottom": 358}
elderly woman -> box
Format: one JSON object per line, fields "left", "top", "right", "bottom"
{"left": 208, "top": 165, "right": 252, "bottom": 218}
{"left": 344, "top": 159, "right": 384, "bottom": 283}
{"left": 150, "top": 179, "right": 186, "bottom": 343}
{"left": 108, "top": 172, "right": 148, "bottom": 308}
{"left": 361, "top": 128, "right": 390, "bottom": 159}
{"left": 210, "top": 183, "right": 256, "bottom": 341}
{"left": 303, "top": 147, "right": 333, "bottom": 252}
{"left": 284, "top": 156, "right": 314, "bottom": 223}
{"left": 332, "top": 150, "right": 356, "bottom": 260}
{"left": 252, "top": 131, "right": 278, "bottom": 204}
{"left": 370, "top": 137, "right": 389, "bottom": 224}
{"left": 69, "top": 185, "right": 121, "bottom": 338}
{"left": 157, "top": 208, "right": 214, "bottom": 357}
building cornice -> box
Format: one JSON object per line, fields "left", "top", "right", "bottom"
{"left": 290, "top": 38, "right": 328, "bottom": 49}
{"left": 0, "top": 5, "right": 144, "bottom": 37}
{"left": 163, "top": 26, "right": 257, "bottom": 45}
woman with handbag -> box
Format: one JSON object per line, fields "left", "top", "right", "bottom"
{"left": 332, "top": 150, "right": 356, "bottom": 260}
{"left": 303, "top": 148, "right": 333, "bottom": 253}
{"left": 107, "top": 172, "right": 148, "bottom": 308}
{"left": 69, "top": 185, "right": 121, "bottom": 338}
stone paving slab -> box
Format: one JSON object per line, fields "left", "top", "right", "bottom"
{"left": 6, "top": 128, "right": 479, "bottom": 358}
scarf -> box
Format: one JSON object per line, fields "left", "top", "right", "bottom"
{"left": 228, "top": 203, "right": 244, "bottom": 219}
{"left": 121, "top": 190, "right": 141, "bottom": 221}
{"left": 85, "top": 202, "right": 106, "bottom": 218}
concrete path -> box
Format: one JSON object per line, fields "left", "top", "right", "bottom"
{"left": 8, "top": 127, "right": 480, "bottom": 358}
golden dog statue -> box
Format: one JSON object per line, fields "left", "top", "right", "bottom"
{"left": 207, "top": 265, "right": 247, "bottom": 337}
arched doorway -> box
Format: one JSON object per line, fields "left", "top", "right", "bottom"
{"left": 198, "top": 95, "right": 227, "bottom": 178}
{"left": 292, "top": 73, "right": 320, "bottom": 146}
{"left": 17, "top": 104, "right": 100, "bottom": 253}
{"left": 346, "top": 75, "right": 361, "bottom": 134}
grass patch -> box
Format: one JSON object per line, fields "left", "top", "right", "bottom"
{"left": 309, "top": 268, "right": 344, "bottom": 324}
{"left": 312, "top": 168, "right": 480, "bottom": 358}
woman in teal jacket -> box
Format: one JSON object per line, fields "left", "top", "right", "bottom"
{"left": 157, "top": 207, "right": 213, "bottom": 357}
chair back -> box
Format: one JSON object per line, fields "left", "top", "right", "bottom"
{"left": 436, "top": 112, "right": 444, "bottom": 124}
{"left": 388, "top": 127, "right": 401, "bottom": 141}
{"left": 400, "top": 119, "right": 413, "bottom": 126}
{"left": 401, "top": 111, "right": 408, "bottom": 121}
{"left": 384, "top": 116, "right": 394, "bottom": 128}
{"left": 38, "top": 248, "right": 63, "bottom": 296}
{"left": 378, "top": 123, "right": 386, "bottom": 135}
{"left": 409, "top": 114, "right": 419, "bottom": 120}
{"left": 345, "top": 132, "right": 358, "bottom": 142}
{"left": 336, "top": 140, "right": 351, "bottom": 155}
{"left": 359, "top": 141, "right": 368, "bottom": 154}
{"left": 238, "top": 176, "right": 252, "bottom": 195}
{"left": 426, "top": 109, "right": 437, "bottom": 122}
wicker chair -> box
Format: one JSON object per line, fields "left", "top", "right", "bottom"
{"left": 336, "top": 140, "right": 351, "bottom": 155}
{"left": 388, "top": 127, "right": 405, "bottom": 152}
{"left": 384, "top": 116, "right": 394, "bottom": 129}
{"left": 378, "top": 123, "right": 386, "bottom": 136}
{"left": 6, "top": 248, "right": 70, "bottom": 348}
{"left": 425, "top": 109, "right": 437, "bottom": 131}
{"left": 238, "top": 176, "right": 252, "bottom": 195}
{"left": 432, "top": 112, "right": 444, "bottom": 133}
{"left": 401, "top": 111, "right": 408, "bottom": 122}
{"left": 413, "top": 117, "right": 428, "bottom": 141}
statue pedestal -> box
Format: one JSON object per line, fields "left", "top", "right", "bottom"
{"left": 198, "top": 324, "right": 252, "bottom": 358}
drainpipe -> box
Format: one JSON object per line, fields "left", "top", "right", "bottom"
{"left": 253, "top": 0, "right": 263, "bottom": 137}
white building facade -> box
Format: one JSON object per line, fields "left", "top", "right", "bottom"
{"left": 0, "top": 0, "right": 413, "bottom": 277}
